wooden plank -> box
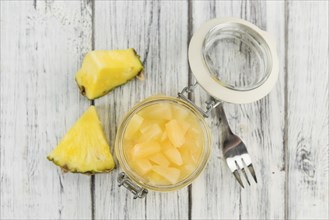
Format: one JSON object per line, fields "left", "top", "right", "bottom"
{"left": 238, "top": 1, "right": 286, "bottom": 219}
{"left": 189, "top": 2, "right": 241, "bottom": 219}
{"left": 286, "top": 1, "right": 329, "bottom": 219}
{"left": 190, "top": 1, "right": 285, "bottom": 219}
{"left": 0, "top": 1, "right": 92, "bottom": 219}
{"left": 93, "top": 1, "right": 189, "bottom": 219}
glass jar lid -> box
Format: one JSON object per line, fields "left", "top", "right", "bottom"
{"left": 188, "top": 17, "right": 279, "bottom": 104}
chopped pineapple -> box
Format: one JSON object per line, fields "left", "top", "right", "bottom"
{"left": 123, "top": 101, "right": 206, "bottom": 185}
{"left": 172, "top": 105, "right": 190, "bottom": 119}
{"left": 140, "top": 119, "right": 166, "bottom": 132}
{"left": 138, "top": 103, "right": 172, "bottom": 120}
{"left": 181, "top": 164, "right": 197, "bottom": 178}
{"left": 149, "top": 153, "right": 170, "bottom": 167}
{"left": 134, "top": 159, "right": 152, "bottom": 175}
{"left": 148, "top": 172, "right": 171, "bottom": 185}
{"left": 132, "top": 141, "right": 161, "bottom": 158}
{"left": 47, "top": 106, "right": 115, "bottom": 173}
{"left": 152, "top": 166, "right": 181, "bottom": 184}
{"left": 75, "top": 49, "right": 143, "bottom": 100}
{"left": 160, "top": 132, "right": 167, "bottom": 142}
{"left": 179, "top": 148, "right": 196, "bottom": 165}
{"left": 164, "top": 148, "right": 183, "bottom": 166}
{"left": 138, "top": 124, "right": 162, "bottom": 142}
{"left": 161, "top": 139, "right": 174, "bottom": 149}
{"left": 124, "top": 114, "right": 144, "bottom": 140}
{"left": 177, "top": 119, "right": 191, "bottom": 136}
{"left": 165, "top": 120, "right": 185, "bottom": 148}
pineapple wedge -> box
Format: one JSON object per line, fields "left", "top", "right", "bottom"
{"left": 47, "top": 106, "right": 115, "bottom": 174}
{"left": 75, "top": 49, "right": 143, "bottom": 100}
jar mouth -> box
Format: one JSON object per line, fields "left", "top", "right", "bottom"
{"left": 202, "top": 22, "right": 273, "bottom": 91}
{"left": 115, "top": 96, "right": 212, "bottom": 192}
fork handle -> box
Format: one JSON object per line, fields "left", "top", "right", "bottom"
{"left": 217, "top": 103, "right": 234, "bottom": 137}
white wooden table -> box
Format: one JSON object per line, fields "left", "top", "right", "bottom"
{"left": 1, "top": 1, "right": 328, "bottom": 219}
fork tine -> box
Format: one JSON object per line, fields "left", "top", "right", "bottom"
{"left": 241, "top": 168, "right": 250, "bottom": 185}
{"left": 234, "top": 160, "right": 245, "bottom": 188}
{"left": 233, "top": 170, "right": 244, "bottom": 188}
{"left": 235, "top": 158, "right": 250, "bottom": 186}
{"left": 241, "top": 158, "right": 250, "bottom": 185}
{"left": 248, "top": 164, "right": 258, "bottom": 183}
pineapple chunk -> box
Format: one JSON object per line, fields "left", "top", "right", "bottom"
{"left": 75, "top": 49, "right": 143, "bottom": 100}
{"left": 124, "top": 114, "right": 144, "bottom": 140}
{"left": 148, "top": 172, "right": 171, "bottom": 185}
{"left": 138, "top": 124, "right": 162, "bottom": 142}
{"left": 177, "top": 119, "right": 191, "bottom": 136}
{"left": 172, "top": 105, "right": 190, "bottom": 119}
{"left": 181, "top": 164, "right": 197, "bottom": 178}
{"left": 160, "top": 131, "right": 167, "bottom": 142}
{"left": 165, "top": 120, "right": 185, "bottom": 148}
{"left": 134, "top": 159, "right": 152, "bottom": 175}
{"left": 180, "top": 148, "right": 197, "bottom": 165}
{"left": 164, "top": 148, "right": 183, "bottom": 166}
{"left": 152, "top": 166, "right": 181, "bottom": 184}
{"left": 47, "top": 106, "right": 115, "bottom": 173}
{"left": 132, "top": 141, "right": 161, "bottom": 158}
{"left": 185, "top": 127, "right": 203, "bottom": 149}
{"left": 138, "top": 103, "right": 172, "bottom": 120}
{"left": 149, "top": 153, "right": 170, "bottom": 167}
{"left": 140, "top": 119, "right": 166, "bottom": 132}
{"left": 162, "top": 139, "right": 174, "bottom": 149}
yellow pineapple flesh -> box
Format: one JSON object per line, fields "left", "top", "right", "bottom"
{"left": 122, "top": 101, "right": 206, "bottom": 186}
{"left": 75, "top": 48, "right": 143, "bottom": 100}
{"left": 47, "top": 106, "right": 115, "bottom": 173}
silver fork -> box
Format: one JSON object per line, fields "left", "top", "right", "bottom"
{"left": 217, "top": 104, "right": 257, "bottom": 188}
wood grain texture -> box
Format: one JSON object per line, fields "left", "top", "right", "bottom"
{"left": 286, "top": 1, "right": 329, "bottom": 219}
{"left": 0, "top": 0, "right": 328, "bottom": 219}
{"left": 190, "top": 1, "right": 286, "bottom": 219}
{"left": 93, "top": 1, "right": 189, "bottom": 219}
{"left": 0, "top": 1, "right": 93, "bottom": 219}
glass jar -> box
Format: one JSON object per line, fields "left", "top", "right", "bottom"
{"left": 115, "top": 96, "right": 212, "bottom": 197}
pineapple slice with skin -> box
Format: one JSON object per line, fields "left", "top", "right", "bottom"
{"left": 165, "top": 120, "right": 185, "bottom": 148}
{"left": 152, "top": 165, "right": 181, "bottom": 184}
{"left": 132, "top": 141, "right": 161, "bottom": 158}
{"left": 149, "top": 153, "right": 170, "bottom": 167}
{"left": 75, "top": 49, "right": 143, "bottom": 100}
{"left": 164, "top": 147, "right": 183, "bottom": 166}
{"left": 124, "top": 114, "right": 144, "bottom": 140}
{"left": 47, "top": 106, "right": 115, "bottom": 174}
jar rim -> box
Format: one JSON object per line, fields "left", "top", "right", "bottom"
{"left": 188, "top": 17, "right": 279, "bottom": 104}
{"left": 202, "top": 22, "right": 273, "bottom": 91}
{"left": 115, "top": 95, "right": 212, "bottom": 192}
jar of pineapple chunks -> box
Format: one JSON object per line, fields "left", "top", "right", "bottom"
{"left": 115, "top": 96, "right": 212, "bottom": 198}
{"left": 115, "top": 17, "right": 278, "bottom": 198}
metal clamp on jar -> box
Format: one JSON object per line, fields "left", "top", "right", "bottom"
{"left": 115, "top": 17, "right": 278, "bottom": 198}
